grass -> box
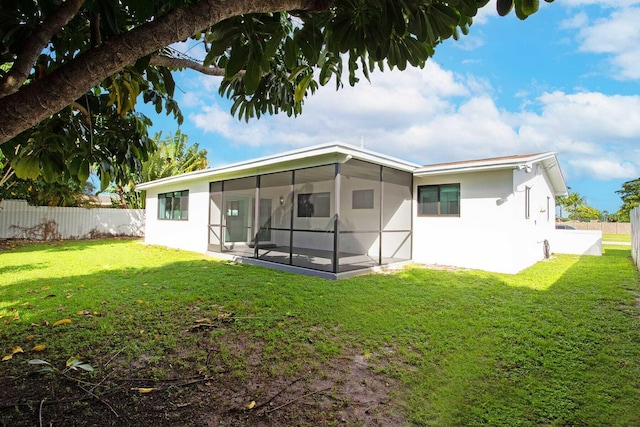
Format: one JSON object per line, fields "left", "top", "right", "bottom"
{"left": 1, "top": 238, "right": 639, "bottom": 426}
{"left": 603, "top": 233, "right": 631, "bottom": 243}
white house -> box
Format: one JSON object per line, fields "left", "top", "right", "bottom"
{"left": 137, "top": 142, "right": 600, "bottom": 279}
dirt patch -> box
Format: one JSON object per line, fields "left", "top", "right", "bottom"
{"left": 0, "top": 333, "right": 406, "bottom": 426}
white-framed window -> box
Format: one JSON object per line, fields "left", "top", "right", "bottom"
{"left": 417, "top": 184, "right": 460, "bottom": 217}
{"left": 525, "top": 186, "right": 531, "bottom": 219}
{"left": 158, "top": 190, "right": 189, "bottom": 220}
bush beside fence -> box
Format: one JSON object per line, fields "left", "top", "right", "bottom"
{"left": 0, "top": 199, "right": 145, "bottom": 240}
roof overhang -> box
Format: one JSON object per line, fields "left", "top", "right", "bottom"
{"left": 136, "top": 142, "right": 420, "bottom": 191}
{"left": 414, "top": 152, "right": 568, "bottom": 196}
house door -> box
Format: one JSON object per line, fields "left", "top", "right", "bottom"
{"left": 225, "top": 199, "right": 247, "bottom": 242}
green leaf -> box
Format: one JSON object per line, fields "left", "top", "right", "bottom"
{"left": 12, "top": 156, "right": 40, "bottom": 180}
{"left": 284, "top": 37, "right": 297, "bottom": 70}
{"left": 244, "top": 58, "right": 262, "bottom": 95}
{"left": 78, "top": 161, "right": 90, "bottom": 183}
{"left": 225, "top": 42, "right": 248, "bottom": 78}
{"left": 431, "top": 4, "right": 461, "bottom": 28}
{"left": 294, "top": 74, "right": 313, "bottom": 103}
{"left": 41, "top": 157, "right": 58, "bottom": 183}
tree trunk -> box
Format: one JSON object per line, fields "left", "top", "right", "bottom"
{"left": 0, "top": 0, "right": 331, "bottom": 145}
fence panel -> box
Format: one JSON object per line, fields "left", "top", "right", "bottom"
{"left": 632, "top": 207, "right": 640, "bottom": 268}
{"left": 0, "top": 199, "right": 145, "bottom": 240}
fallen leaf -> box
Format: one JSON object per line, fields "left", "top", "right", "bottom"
{"left": 131, "top": 387, "right": 155, "bottom": 393}
{"left": 247, "top": 400, "right": 256, "bottom": 409}
{"left": 13, "top": 312, "right": 19, "bottom": 320}
{"left": 32, "top": 345, "right": 46, "bottom": 352}
{"left": 195, "top": 318, "right": 213, "bottom": 324}
{"left": 77, "top": 310, "right": 91, "bottom": 315}
{"left": 41, "top": 286, "right": 50, "bottom": 290}
{"left": 2, "top": 346, "right": 24, "bottom": 362}
{"left": 66, "top": 293, "right": 73, "bottom": 299}
{"left": 52, "top": 319, "right": 71, "bottom": 327}
{"left": 77, "top": 284, "right": 85, "bottom": 289}
{"left": 135, "top": 299, "right": 143, "bottom": 304}
{"left": 26, "top": 335, "right": 35, "bottom": 340}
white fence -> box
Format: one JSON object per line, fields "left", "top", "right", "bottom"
{"left": 632, "top": 207, "right": 640, "bottom": 268}
{"left": 0, "top": 199, "right": 145, "bottom": 240}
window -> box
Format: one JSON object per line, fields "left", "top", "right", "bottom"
{"left": 417, "top": 184, "right": 460, "bottom": 216}
{"left": 297, "top": 192, "right": 330, "bottom": 217}
{"left": 158, "top": 190, "right": 189, "bottom": 220}
{"left": 525, "top": 186, "right": 531, "bottom": 219}
{"left": 546, "top": 196, "right": 550, "bottom": 221}
{"left": 352, "top": 189, "right": 374, "bottom": 209}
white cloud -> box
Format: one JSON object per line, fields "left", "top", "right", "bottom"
{"left": 568, "top": 158, "right": 639, "bottom": 179}
{"left": 568, "top": 6, "right": 640, "bottom": 80}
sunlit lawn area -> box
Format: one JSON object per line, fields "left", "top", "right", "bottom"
{"left": 1, "top": 239, "right": 639, "bottom": 425}
{"left": 603, "top": 233, "right": 631, "bottom": 243}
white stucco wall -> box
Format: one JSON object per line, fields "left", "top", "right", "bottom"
{"left": 412, "top": 166, "right": 557, "bottom": 274}
{"left": 144, "top": 178, "right": 210, "bottom": 253}
{"left": 551, "top": 230, "right": 602, "bottom": 256}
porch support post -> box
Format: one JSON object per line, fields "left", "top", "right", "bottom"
{"left": 253, "top": 175, "right": 261, "bottom": 258}
{"left": 379, "top": 165, "right": 384, "bottom": 265}
{"left": 289, "top": 170, "right": 295, "bottom": 265}
{"left": 220, "top": 181, "right": 225, "bottom": 252}
{"left": 333, "top": 162, "right": 341, "bottom": 274}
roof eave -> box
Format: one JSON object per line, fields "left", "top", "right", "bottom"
{"left": 136, "top": 142, "right": 419, "bottom": 191}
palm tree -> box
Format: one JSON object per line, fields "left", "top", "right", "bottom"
{"left": 556, "top": 191, "right": 585, "bottom": 220}
{"left": 114, "top": 130, "right": 208, "bottom": 208}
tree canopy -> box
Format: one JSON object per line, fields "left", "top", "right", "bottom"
{"left": 113, "top": 130, "right": 208, "bottom": 208}
{"left": 0, "top": 0, "right": 552, "bottom": 188}
{"left": 615, "top": 178, "right": 640, "bottom": 222}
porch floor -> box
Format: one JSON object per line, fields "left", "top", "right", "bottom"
{"left": 218, "top": 244, "right": 408, "bottom": 274}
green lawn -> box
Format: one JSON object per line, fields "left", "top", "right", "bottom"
{"left": 603, "top": 233, "right": 631, "bottom": 243}
{"left": 1, "top": 239, "right": 639, "bottom": 426}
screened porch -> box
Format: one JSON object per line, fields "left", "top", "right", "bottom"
{"left": 207, "top": 159, "right": 412, "bottom": 276}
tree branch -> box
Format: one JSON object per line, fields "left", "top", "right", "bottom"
{"left": 0, "top": 0, "right": 334, "bottom": 145}
{"left": 0, "top": 0, "right": 86, "bottom": 97}
{"left": 149, "top": 55, "right": 225, "bottom": 76}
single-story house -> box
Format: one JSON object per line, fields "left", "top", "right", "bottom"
{"left": 137, "top": 142, "right": 600, "bottom": 279}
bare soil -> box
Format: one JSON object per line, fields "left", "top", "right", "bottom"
{"left": 0, "top": 327, "right": 406, "bottom": 426}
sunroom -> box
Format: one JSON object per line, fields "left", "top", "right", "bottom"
{"left": 205, "top": 146, "right": 415, "bottom": 278}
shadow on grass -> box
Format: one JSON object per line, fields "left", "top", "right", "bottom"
{"left": 0, "top": 237, "right": 142, "bottom": 254}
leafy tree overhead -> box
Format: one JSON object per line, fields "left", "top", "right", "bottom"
{"left": 615, "top": 178, "right": 640, "bottom": 222}
{"left": 113, "top": 130, "right": 208, "bottom": 208}
{"left": 0, "top": 0, "right": 553, "bottom": 187}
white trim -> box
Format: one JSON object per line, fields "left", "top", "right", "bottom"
{"left": 136, "top": 141, "right": 419, "bottom": 191}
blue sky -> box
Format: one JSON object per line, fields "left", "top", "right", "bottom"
{"left": 144, "top": 0, "right": 640, "bottom": 214}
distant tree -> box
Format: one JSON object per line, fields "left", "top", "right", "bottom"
{"left": 113, "top": 130, "right": 208, "bottom": 208}
{"left": 615, "top": 178, "right": 640, "bottom": 222}
{"left": 556, "top": 191, "right": 585, "bottom": 219}
{"left": 571, "top": 205, "right": 601, "bottom": 222}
